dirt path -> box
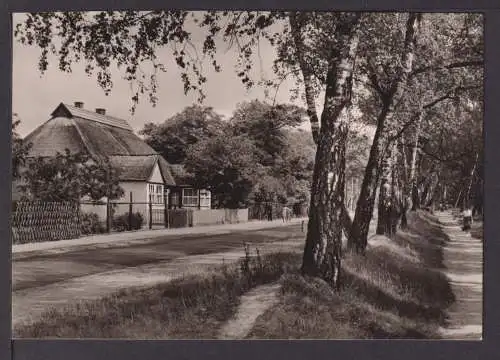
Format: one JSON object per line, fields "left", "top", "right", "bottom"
{"left": 435, "top": 211, "right": 483, "bottom": 340}
{"left": 13, "top": 237, "right": 302, "bottom": 329}
{"left": 218, "top": 283, "right": 281, "bottom": 339}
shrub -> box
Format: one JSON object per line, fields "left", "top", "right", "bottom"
{"left": 112, "top": 212, "right": 144, "bottom": 232}
{"left": 80, "top": 212, "right": 106, "bottom": 235}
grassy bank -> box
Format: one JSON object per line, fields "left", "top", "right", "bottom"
{"left": 247, "top": 211, "right": 454, "bottom": 339}
{"left": 15, "top": 211, "right": 454, "bottom": 339}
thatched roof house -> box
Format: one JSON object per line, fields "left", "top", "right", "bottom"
{"left": 18, "top": 102, "right": 211, "bottom": 210}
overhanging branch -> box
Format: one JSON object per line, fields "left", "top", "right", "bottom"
{"left": 387, "top": 84, "right": 481, "bottom": 143}
{"left": 411, "top": 59, "right": 483, "bottom": 78}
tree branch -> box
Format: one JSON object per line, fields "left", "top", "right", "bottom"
{"left": 411, "top": 59, "right": 483, "bottom": 78}
{"left": 387, "top": 83, "right": 481, "bottom": 144}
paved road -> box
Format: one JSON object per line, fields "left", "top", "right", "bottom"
{"left": 13, "top": 221, "right": 306, "bottom": 329}
{"left": 435, "top": 211, "right": 483, "bottom": 340}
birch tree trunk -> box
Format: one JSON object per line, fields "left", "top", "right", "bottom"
{"left": 400, "top": 137, "right": 410, "bottom": 229}
{"left": 289, "top": 12, "right": 321, "bottom": 143}
{"left": 348, "top": 13, "right": 422, "bottom": 253}
{"left": 289, "top": 12, "right": 355, "bottom": 241}
{"left": 409, "top": 112, "right": 424, "bottom": 211}
{"left": 390, "top": 158, "right": 402, "bottom": 235}
{"left": 376, "top": 143, "right": 395, "bottom": 235}
{"left": 296, "top": 14, "right": 361, "bottom": 289}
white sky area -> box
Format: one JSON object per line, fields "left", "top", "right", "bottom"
{"left": 12, "top": 12, "right": 373, "bottom": 139}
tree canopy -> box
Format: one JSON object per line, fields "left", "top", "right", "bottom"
{"left": 140, "top": 104, "right": 225, "bottom": 164}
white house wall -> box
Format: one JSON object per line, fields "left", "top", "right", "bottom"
{"left": 80, "top": 203, "right": 108, "bottom": 221}
{"left": 115, "top": 181, "right": 148, "bottom": 222}
{"left": 80, "top": 182, "right": 147, "bottom": 222}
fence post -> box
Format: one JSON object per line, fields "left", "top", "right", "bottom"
{"left": 149, "top": 201, "right": 153, "bottom": 230}
{"left": 106, "top": 199, "right": 111, "bottom": 233}
{"left": 128, "top": 192, "right": 133, "bottom": 231}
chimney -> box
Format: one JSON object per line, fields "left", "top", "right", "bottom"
{"left": 74, "top": 101, "right": 84, "bottom": 108}
{"left": 95, "top": 108, "right": 106, "bottom": 115}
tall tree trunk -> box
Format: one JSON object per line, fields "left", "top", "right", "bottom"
{"left": 390, "top": 160, "right": 402, "bottom": 235}
{"left": 291, "top": 13, "right": 361, "bottom": 289}
{"left": 424, "top": 173, "right": 440, "bottom": 209}
{"left": 419, "top": 171, "right": 437, "bottom": 208}
{"left": 348, "top": 13, "right": 422, "bottom": 253}
{"left": 376, "top": 143, "right": 394, "bottom": 235}
{"left": 303, "top": 125, "right": 348, "bottom": 287}
{"left": 399, "top": 136, "right": 410, "bottom": 229}
{"left": 289, "top": 12, "right": 355, "bottom": 241}
{"left": 289, "top": 12, "right": 321, "bottom": 143}
{"left": 409, "top": 112, "right": 424, "bottom": 211}
{"left": 290, "top": 11, "right": 357, "bottom": 228}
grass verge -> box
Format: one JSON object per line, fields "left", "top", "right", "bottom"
{"left": 14, "top": 249, "right": 300, "bottom": 339}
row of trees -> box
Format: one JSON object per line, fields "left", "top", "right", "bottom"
{"left": 15, "top": 11, "right": 483, "bottom": 289}
{"left": 140, "top": 101, "right": 315, "bottom": 209}
{"left": 139, "top": 100, "right": 370, "bottom": 210}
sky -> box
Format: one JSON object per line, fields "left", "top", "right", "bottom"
{"left": 12, "top": 12, "right": 318, "bottom": 138}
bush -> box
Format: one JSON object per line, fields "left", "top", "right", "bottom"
{"left": 112, "top": 212, "right": 144, "bottom": 232}
{"left": 80, "top": 212, "right": 106, "bottom": 235}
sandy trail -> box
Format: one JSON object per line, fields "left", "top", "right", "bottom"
{"left": 436, "top": 211, "right": 483, "bottom": 340}
{"left": 218, "top": 283, "right": 282, "bottom": 339}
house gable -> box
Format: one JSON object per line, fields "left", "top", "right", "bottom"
{"left": 148, "top": 160, "right": 163, "bottom": 184}
{"left": 51, "top": 103, "right": 73, "bottom": 118}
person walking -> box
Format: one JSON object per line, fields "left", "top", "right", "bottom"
{"left": 282, "top": 206, "right": 288, "bottom": 223}
{"left": 266, "top": 202, "right": 273, "bottom": 221}
{"left": 462, "top": 204, "right": 473, "bottom": 231}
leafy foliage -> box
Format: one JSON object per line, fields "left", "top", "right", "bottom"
{"left": 140, "top": 104, "right": 225, "bottom": 164}
{"left": 12, "top": 114, "right": 32, "bottom": 180}
{"left": 184, "top": 134, "right": 261, "bottom": 208}
{"left": 229, "top": 100, "right": 306, "bottom": 165}
{"left": 112, "top": 212, "right": 144, "bottom": 232}
{"left": 20, "top": 150, "right": 124, "bottom": 202}
{"left": 80, "top": 212, "right": 107, "bottom": 235}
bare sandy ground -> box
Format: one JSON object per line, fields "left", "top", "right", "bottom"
{"left": 218, "top": 283, "right": 282, "bottom": 339}
{"left": 436, "top": 212, "right": 483, "bottom": 340}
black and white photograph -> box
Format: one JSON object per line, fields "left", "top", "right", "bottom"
{"left": 11, "top": 10, "right": 483, "bottom": 340}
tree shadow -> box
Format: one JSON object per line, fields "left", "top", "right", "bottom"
{"left": 342, "top": 268, "right": 451, "bottom": 327}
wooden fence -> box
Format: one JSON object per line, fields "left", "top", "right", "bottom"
{"left": 11, "top": 199, "right": 254, "bottom": 244}
{"left": 11, "top": 201, "right": 80, "bottom": 244}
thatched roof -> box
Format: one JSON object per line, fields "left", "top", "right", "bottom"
{"left": 23, "top": 103, "right": 176, "bottom": 186}
{"left": 166, "top": 163, "right": 195, "bottom": 187}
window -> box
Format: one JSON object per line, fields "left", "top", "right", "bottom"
{"left": 148, "top": 183, "right": 164, "bottom": 204}
{"left": 182, "top": 188, "right": 199, "bottom": 207}
{"left": 156, "top": 185, "right": 163, "bottom": 204}
{"left": 199, "top": 190, "right": 211, "bottom": 208}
